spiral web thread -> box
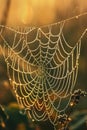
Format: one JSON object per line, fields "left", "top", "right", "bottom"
{"left": 0, "top": 13, "right": 87, "bottom": 129}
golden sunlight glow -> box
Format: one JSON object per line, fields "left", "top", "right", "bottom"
{"left": 0, "top": 0, "right": 5, "bottom": 21}
{"left": 30, "top": 0, "right": 56, "bottom": 25}
{"left": 18, "top": 2, "right": 29, "bottom": 24}
{"left": 18, "top": 3, "right": 33, "bottom": 25}
{"left": 7, "top": 0, "right": 56, "bottom": 26}
{"left": 0, "top": 0, "right": 87, "bottom": 26}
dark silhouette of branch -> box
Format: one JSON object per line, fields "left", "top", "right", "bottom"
{"left": 0, "top": 0, "right": 11, "bottom": 33}
{"left": 0, "top": 0, "right": 11, "bottom": 25}
{"left": 0, "top": 0, "right": 11, "bottom": 48}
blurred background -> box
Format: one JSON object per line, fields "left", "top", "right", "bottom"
{"left": 0, "top": 0, "right": 87, "bottom": 130}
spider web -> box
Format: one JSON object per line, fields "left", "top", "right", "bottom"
{"left": 0, "top": 13, "right": 87, "bottom": 129}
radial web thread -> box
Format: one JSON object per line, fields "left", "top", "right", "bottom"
{"left": 0, "top": 13, "right": 87, "bottom": 129}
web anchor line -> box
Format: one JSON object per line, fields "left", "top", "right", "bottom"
{"left": 40, "top": 11, "right": 87, "bottom": 28}
{"left": 0, "top": 12, "right": 87, "bottom": 130}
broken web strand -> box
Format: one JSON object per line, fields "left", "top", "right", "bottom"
{"left": 0, "top": 12, "right": 87, "bottom": 130}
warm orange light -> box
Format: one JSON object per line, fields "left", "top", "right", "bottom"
{"left": 70, "top": 102, "right": 74, "bottom": 107}
{"left": 17, "top": 0, "right": 34, "bottom": 25}
{"left": 1, "top": 122, "right": 6, "bottom": 128}
{"left": 8, "top": 0, "right": 55, "bottom": 26}
{"left": 20, "top": 7, "right": 29, "bottom": 24}
{"left": 68, "top": 117, "right": 72, "bottom": 121}
{"left": 4, "top": 0, "right": 87, "bottom": 26}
